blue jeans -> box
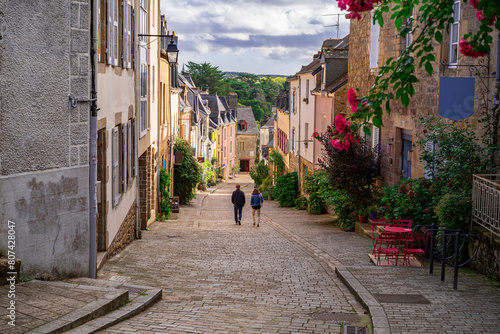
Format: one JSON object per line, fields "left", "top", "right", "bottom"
{"left": 234, "top": 205, "right": 243, "bottom": 223}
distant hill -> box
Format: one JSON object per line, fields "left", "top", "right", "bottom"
{"left": 223, "top": 71, "right": 290, "bottom": 78}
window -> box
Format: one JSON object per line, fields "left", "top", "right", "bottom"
{"left": 139, "top": 0, "right": 147, "bottom": 43}
{"left": 240, "top": 142, "right": 245, "bottom": 151}
{"left": 106, "top": 0, "right": 119, "bottom": 65}
{"left": 224, "top": 146, "right": 227, "bottom": 158}
{"left": 292, "top": 90, "right": 296, "bottom": 114}
{"left": 122, "top": 1, "right": 132, "bottom": 68}
{"left": 224, "top": 128, "right": 226, "bottom": 140}
{"left": 127, "top": 120, "right": 132, "bottom": 185}
{"left": 112, "top": 126, "right": 120, "bottom": 206}
{"left": 230, "top": 141, "right": 232, "bottom": 154}
{"left": 370, "top": 12, "right": 380, "bottom": 69}
{"left": 140, "top": 47, "right": 147, "bottom": 136}
{"left": 292, "top": 127, "right": 295, "bottom": 152}
{"left": 122, "top": 123, "right": 128, "bottom": 191}
{"left": 304, "top": 123, "right": 309, "bottom": 140}
{"left": 405, "top": 10, "right": 414, "bottom": 49}
{"left": 449, "top": 0, "right": 460, "bottom": 65}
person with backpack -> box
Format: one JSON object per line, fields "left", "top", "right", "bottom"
{"left": 231, "top": 184, "right": 246, "bottom": 225}
{"left": 250, "top": 188, "right": 264, "bottom": 227}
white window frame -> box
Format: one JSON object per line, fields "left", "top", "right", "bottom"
{"left": 449, "top": 0, "right": 460, "bottom": 66}
{"left": 405, "top": 10, "right": 414, "bottom": 49}
{"left": 370, "top": 12, "right": 380, "bottom": 69}
{"left": 112, "top": 126, "right": 120, "bottom": 206}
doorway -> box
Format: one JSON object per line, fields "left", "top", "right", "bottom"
{"left": 240, "top": 159, "right": 250, "bottom": 172}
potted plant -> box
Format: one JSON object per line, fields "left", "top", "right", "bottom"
{"left": 367, "top": 205, "right": 378, "bottom": 220}
{"left": 358, "top": 207, "right": 368, "bottom": 223}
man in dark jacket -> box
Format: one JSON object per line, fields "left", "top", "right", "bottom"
{"left": 231, "top": 184, "right": 246, "bottom": 225}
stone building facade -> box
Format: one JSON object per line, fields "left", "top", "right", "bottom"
{"left": 235, "top": 107, "right": 259, "bottom": 172}
{"left": 348, "top": 4, "right": 498, "bottom": 187}
{"left": 0, "top": 0, "right": 91, "bottom": 277}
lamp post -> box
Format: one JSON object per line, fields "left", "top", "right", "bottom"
{"left": 166, "top": 38, "right": 179, "bottom": 87}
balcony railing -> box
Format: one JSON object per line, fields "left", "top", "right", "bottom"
{"left": 472, "top": 174, "right": 500, "bottom": 237}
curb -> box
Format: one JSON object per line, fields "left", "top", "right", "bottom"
{"left": 335, "top": 266, "right": 391, "bottom": 334}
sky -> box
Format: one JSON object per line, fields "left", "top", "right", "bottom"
{"left": 160, "top": 0, "right": 350, "bottom": 76}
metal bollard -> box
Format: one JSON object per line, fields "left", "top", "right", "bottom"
{"left": 441, "top": 228, "right": 447, "bottom": 282}
{"left": 453, "top": 232, "right": 460, "bottom": 290}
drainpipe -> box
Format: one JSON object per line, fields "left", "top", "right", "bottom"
{"left": 135, "top": 3, "right": 141, "bottom": 240}
{"left": 298, "top": 79, "right": 301, "bottom": 194}
{"left": 89, "top": 0, "right": 98, "bottom": 279}
{"left": 493, "top": 31, "right": 500, "bottom": 173}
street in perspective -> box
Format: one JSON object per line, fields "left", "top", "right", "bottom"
{"left": 94, "top": 175, "right": 500, "bottom": 333}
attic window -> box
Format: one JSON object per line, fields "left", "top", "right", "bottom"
{"left": 239, "top": 120, "right": 247, "bottom": 132}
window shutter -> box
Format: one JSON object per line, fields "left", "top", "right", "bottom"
{"left": 107, "top": 0, "right": 113, "bottom": 64}
{"left": 112, "top": 127, "right": 119, "bottom": 206}
{"left": 370, "top": 12, "right": 380, "bottom": 69}
{"left": 113, "top": 0, "right": 119, "bottom": 66}
{"left": 131, "top": 7, "right": 135, "bottom": 69}
{"left": 424, "top": 140, "right": 435, "bottom": 179}
{"left": 132, "top": 118, "right": 137, "bottom": 177}
{"left": 99, "top": 0, "right": 107, "bottom": 62}
{"left": 122, "top": 2, "right": 132, "bottom": 68}
{"left": 127, "top": 120, "right": 132, "bottom": 185}
{"left": 372, "top": 126, "right": 380, "bottom": 148}
{"left": 118, "top": 0, "right": 124, "bottom": 68}
{"left": 122, "top": 123, "right": 128, "bottom": 191}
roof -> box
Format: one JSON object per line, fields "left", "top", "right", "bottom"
{"left": 324, "top": 72, "right": 348, "bottom": 94}
{"left": 236, "top": 106, "right": 259, "bottom": 135}
{"left": 295, "top": 58, "right": 321, "bottom": 75}
{"left": 260, "top": 117, "right": 274, "bottom": 129}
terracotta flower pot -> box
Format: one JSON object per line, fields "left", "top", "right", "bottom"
{"left": 358, "top": 215, "right": 368, "bottom": 223}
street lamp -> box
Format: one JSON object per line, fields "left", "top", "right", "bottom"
{"left": 166, "top": 38, "right": 179, "bottom": 65}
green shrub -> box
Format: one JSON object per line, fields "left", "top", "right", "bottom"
{"left": 295, "top": 195, "right": 308, "bottom": 210}
{"left": 302, "top": 170, "right": 327, "bottom": 215}
{"left": 174, "top": 139, "right": 202, "bottom": 204}
{"left": 307, "top": 193, "right": 326, "bottom": 215}
{"left": 379, "top": 177, "right": 446, "bottom": 227}
{"left": 436, "top": 192, "right": 472, "bottom": 230}
{"left": 272, "top": 172, "right": 298, "bottom": 207}
{"left": 250, "top": 160, "right": 269, "bottom": 187}
{"left": 269, "top": 150, "right": 285, "bottom": 179}
{"left": 158, "top": 168, "right": 171, "bottom": 220}
{"left": 321, "top": 188, "right": 356, "bottom": 230}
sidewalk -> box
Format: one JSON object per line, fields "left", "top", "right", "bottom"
{"left": 261, "top": 196, "right": 500, "bottom": 334}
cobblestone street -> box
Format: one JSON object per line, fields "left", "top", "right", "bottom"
{"left": 98, "top": 174, "right": 500, "bottom": 333}
{"left": 98, "top": 175, "right": 367, "bottom": 333}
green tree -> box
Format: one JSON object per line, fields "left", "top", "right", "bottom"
{"left": 182, "top": 61, "right": 230, "bottom": 96}
{"left": 269, "top": 150, "right": 285, "bottom": 180}
{"left": 173, "top": 139, "right": 202, "bottom": 204}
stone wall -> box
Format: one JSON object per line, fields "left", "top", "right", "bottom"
{"left": 0, "top": 1, "right": 90, "bottom": 278}
{"left": 107, "top": 201, "right": 137, "bottom": 258}
{"left": 469, "top": 226, "right": 500, "bottom": 281}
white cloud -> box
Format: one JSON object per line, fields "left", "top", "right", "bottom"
{"left": 161, "top": 0, "right": 349, "bottom": 74}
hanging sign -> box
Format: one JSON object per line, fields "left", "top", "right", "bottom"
{"left": 438, "top": 77, "right": 475, "bottom": 121}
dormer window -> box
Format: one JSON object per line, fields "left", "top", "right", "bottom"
{"left": 239, "top": 120, "right": 247, "bottom": 132}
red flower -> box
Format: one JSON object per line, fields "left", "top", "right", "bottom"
{"left": 334, "top": 114, "right": 347, "bottom": 133}
{"left": 459, "top": 39, "right": 487, "bottom": 58}
{"left": 347, "top": 88, "right": 359, "bottom": 113}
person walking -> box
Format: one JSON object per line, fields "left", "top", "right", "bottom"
{"left": 250, "top": 188, "right": 264, "bottom": 227}
{"left": 231, "top": 184, "right": 246, "bottom": 225}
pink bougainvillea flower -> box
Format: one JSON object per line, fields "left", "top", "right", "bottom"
{"left": 336, "top": 0, "right": 382, "bottom": 20}
{"left": 469, "top": 0, "right": 479, "bottom": 10}
{"left": 459, "top": 39, "right": 487, "bottom": 58}
{"left": 334, "top": 114, "right": 347, "bottom": 133}
{"left": 476, "top": 10, "right": 486, "bottom": 21}
{"left": 347, "top": 88, "right": 359, "bottom": 113}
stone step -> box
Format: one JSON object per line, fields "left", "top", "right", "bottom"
{"left": 27, "top": 279, "right": 161, "bottom": 334}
